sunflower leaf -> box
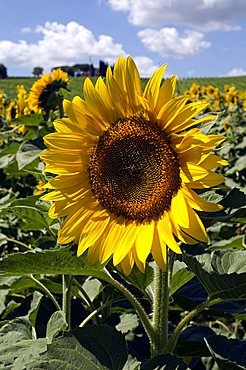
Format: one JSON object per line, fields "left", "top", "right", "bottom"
{"left": 169, "top": 263, "right": 195, "bottom": 296}
{"left": 140, "top": 354, "right": 189, "bottom": 369}
{"left": 74, "top": 325, "right": 128, "bottom": 370}
{"left": 0, "top": 246, "right": 109, "bottom": 280}
{"left": 46, "top": 311, "right": 68, "bottom": 344}
{"left": 205, "top": 334, "right": 246, "bottom": 369}
{"left": 184, "top": 251, "right": 246, "bottom": 300}
{"left": 10, "top": 114, "right": 44, "bottom": 126}
{"left": 0, "top": 317, "right": 47, "bottom": 370}
{"left": 16, "top": 142, "right": 42, "bottom": 170}
{"left": 28, "top": 335, "right": 107, "bottom": 370}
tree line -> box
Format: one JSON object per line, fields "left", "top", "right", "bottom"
{"left": 0, "top": 61, "right": 109, "bottom": 79}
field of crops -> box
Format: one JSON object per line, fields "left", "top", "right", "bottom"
{"left": 1, "top": 74, "right": 246, "bottom": 101}
{"left": 0, "top": 64, "right": 246, "bottom": 370}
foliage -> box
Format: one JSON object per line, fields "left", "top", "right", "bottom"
{"left": 0, "top": 73, "right": 245, "bottom": 369}
{"left": 0, "top": 64, "right": 7, "bottom": 79}
{"left": 32, "top": 67, "right": 43, "bottom": 78}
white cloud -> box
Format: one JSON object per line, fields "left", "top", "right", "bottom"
{"left": 107, "top": 0, "right": 244, "bottom": 31}
{"left": 21, "top": 27, "right": 32, "bottom": 33}
{"left": 0, "top": 21, "right": 126, "bottom": 71}
{"left": 138, "top": 28, "right": 210, "bottom": 58}
{"left": 226, "top": 68, "right": 246, "bottom": 76}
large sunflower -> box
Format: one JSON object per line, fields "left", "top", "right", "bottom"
{"left": 29, "top": 68, "right": 68, "bottom": 112}
{"left": 40, "top": 56, "right": 227, "bottom": 275}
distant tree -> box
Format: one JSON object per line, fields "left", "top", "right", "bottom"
{"left": 90, "top": 63, "right": 95, "bottom": 77}
{"left": 32, "top": 67, "right": 43, "bottom": 78}
{"left": 99, "top": 60, "right": 108, "bottom": 77}
{"left": 73, "top": 64, "right": 91, "bottom": 73}
{"left": 0, "top": 64, "right": 7, "bottom": 79}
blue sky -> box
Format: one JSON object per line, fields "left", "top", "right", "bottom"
{"left": 0, "top": 0, "right": 245, "bottom": 78}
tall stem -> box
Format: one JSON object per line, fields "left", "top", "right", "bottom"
{"left": 151, "top": 248, "right": 169, "bottom": 357}
{"left": 62, "top": 275, "right": 73, "bottom": 329}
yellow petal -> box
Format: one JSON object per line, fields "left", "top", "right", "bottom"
{"left": 157, "top": 96, "right": 188, "bottom": 130}
{"left": 125, "top": 56, "right": 142, "bottom": 113}
{"left": 135, "top": 222, "right": 154, "bottom": 263}
{"left": 151, "top": 226, "right": 167, "bottom": 271}
{"left": 58, "top": 208, "right": 93, "bottom": 243}
{"left": 113, "top": 222, "right": 139, "bottom": 265}
{"left": 182, "top": 185, "right": 223, "bottom": 212}
{"left": 77, "top": 215, "right": 110, "bottom": 256}
{"left": 172, "top": 204, "right": 208, "bottom": 243}
{"left": 83, "top": 78, "right": 114, "bottom": 125}
{"left": 170, "top": 190, "right": 190, "bottom": 228}
{"left": 117, "top": 251, "right": 134, "bottom": 276}
{"left": 157, "top": 214, "right": 182, "bottom": 254}
{"left": 43, "top": 133, "right": 84, "bottom": 150}
{"left": 198, "top": 154, "right": 228, "bottom": 169}
{"left": 190, "top": 171, "right": 225, "bottom": 188}
{"left": 144, "top": 64, "right": 167, "bottom": 110}
{"left": 167, "top": 102, "right": 208, "bottom": 133}
{"left": 99, "top": 220, "right": 125, "bottom": 264}
{"left": 132, "top": 245, "right": 146, "bottom": 273}
{"left": 155, "top": 75, "right": 177, "bottom": 114}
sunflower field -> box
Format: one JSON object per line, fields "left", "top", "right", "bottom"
{"left": 0, "top": 58, "right": 246, "bottom": 370}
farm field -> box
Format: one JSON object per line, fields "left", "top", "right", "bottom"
{"left": 1, "top": 74, "right": 246, "bottom": 100}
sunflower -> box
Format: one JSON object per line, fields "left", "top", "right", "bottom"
{"left": 29, "top": 68, "right": 68, "bottom": 113}
{"left": 40, "top": 56, "right": 227, "bottom": 275}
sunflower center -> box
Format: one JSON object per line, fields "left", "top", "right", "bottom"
{"left": 89, "top": 116, "right": 181, "bottom": 221}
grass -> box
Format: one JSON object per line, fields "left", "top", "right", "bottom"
{"left": 0, "top": 75, "right": 246, "bottom": 102}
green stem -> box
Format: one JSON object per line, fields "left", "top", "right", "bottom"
{"left": 29, "top": 274, "right": 61, "bottom": 311}
{"left": 168, "top": 251, "right": 176, "bottom": 288}
{"left": 164, "top": 297, "right": 221, "bottom": 353}
{"left": 79, "top": 300, "right": 112, "bottom": 328}
{"left": 73, "top": 278, "right": 99, "bottom": 324}
{"left": 6, "top": 237, "right": 32, "bottom": 250}
{"left": 57, "top": 93, "right": 64, "bottom": 118}
{"left": 151, "top": 250, "right": 169, "bottom": 357}
{"left": 62, "top": 275, "right": 73, "bottom": 329}
{"left": 103, "top": 267, "right": 154, "bottom": 342}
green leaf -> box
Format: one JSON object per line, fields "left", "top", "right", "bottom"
{"left": 0, "top": 290, "right": 8, "bottom": 315}
{"left": 0, "top": 317, "right": 47, "bottom": 370}
{"left": 74, "top": 325, "right": 128, "bottom": 370}
{"left": 27, "top": 291, "right": 43, "bottom": 326}
{"left": 7, "top": 204, "right": 52, "bottom": 231}
{"left": 205, "top": 335, "right": 246, "bottom": 370}
{"left": 46, "top": 311, "right": 68, "bottom": 344}
{"left": 175, "top": 325, "right": 214, "bottom": 358}
{"left": 0, "top": 153, "right": 15, "bottom": 169}
{"left": 184, "top": 251, "right": 246, "bottom": 300}
{"left": 140, "top": 354, "right": 189, "bottom": 369}
{"left": 10, "top": 114, "right": 44, "bottom": 126}
{"left": 122, "top": 355, "right": 141, "bottom": 370}
{"left": 227, "top": 156, "right": 246, "bottom": 173}
{"left": 0, "top": 246, "right": 109, "bottom": 280}
{"left": 116, "top": 313, "right": 139, "bottom": 334}
{"left": 208, "top": 235, "right": 245, "bottom": 251}
{"left": 169, "top": 261, "right": 195, "bottom": 296}
{"left": 81, "top": 278, "right": 102, "bottom": 302}
{"left": 220, "top": 188, "right": 246, "bottom": 209}
{"left": 124, "top": 263, "right": 154, "bottom": 293}
{"left": 16, "top": 142, "right": 42, "bottom": 170}
{"left": 0, "top": 142, "right": 19, "bottom": 157}
{"left": 28, "top": 335, "right": 107, "bottom": 370}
